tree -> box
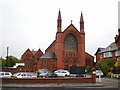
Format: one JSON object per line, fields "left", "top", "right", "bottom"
{"left": 86, "top": 66, "right": 92, "bottom": 73}
{"left": 96, "top": 60, "right": 108, "bottom": 75}
{"left": 0, "top": 57, "right": 6, "bottom": 68}
{"left": 105, "top": 58, "right": 116, "bottom": 69}
{"left": 96, "top": 59, "right": 117, "bottom": 76}
{"left": 1, "top": 56, "right": 20, "bottom": 67}
{"left": 114, "top": 57, "right": 120, "bottom": 67}
{"left": 100, "top": 62, "right": 109, "bottom": 76}
{"left": 6, "top": 56, "right": 20, "bottom": 67}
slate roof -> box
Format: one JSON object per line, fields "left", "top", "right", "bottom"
{"left": 99, "top": 42, "right": 118, "bottom": 53}
{"left": 95, "top": 48, "right": 105, "bottom": 55}
{"left": 31, "top": 50, "right": 37, "bottom": 55}
{"left": 40, "top": 52, "right": 57, "bottom": 59}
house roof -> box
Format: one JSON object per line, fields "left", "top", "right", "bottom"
{"left": 31, "top": 50, "right": 37, "bottom": 55}
{"left": 98, "top": 42, "right": 118, "bottom": 53}
{"left": 45, "top": 40, "right": 56, "bottom": 52}
{"left": 40, "top": 52, "right": 57, "bottom": 59}
{"left": 94, "top": 48, "right": 105, "bottom": 55}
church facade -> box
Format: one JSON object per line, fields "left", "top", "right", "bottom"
{"left": 21, "top": 10, "right": 94, "bottom": 72}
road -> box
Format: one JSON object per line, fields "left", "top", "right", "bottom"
{"left": 1, "top": 77, "right": 120, "bottom": 90}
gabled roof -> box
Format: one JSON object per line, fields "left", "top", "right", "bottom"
{"left": 35, "top": 49, "right": 43, "bottom": 55}
{"left": 21, "top": 48, "right": 33, "bottom": 59}
{"left": 40, "top": 52, "right": 57, "bottom": 59}
{"left": 63, "top": 23, "right": 80, "bottom": 34}
{"left": 95, "top": 48, "right": 105, "bottom": 55}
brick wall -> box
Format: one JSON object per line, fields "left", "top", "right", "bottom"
{"left": 2, "top": 74, "right": 96, "bottom": 83}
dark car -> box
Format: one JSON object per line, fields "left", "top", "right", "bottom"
{"left": 45, "top": 73, "right": 58, "bottom": 78}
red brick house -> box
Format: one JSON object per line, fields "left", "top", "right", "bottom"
{"left": 95, "top": 29, "right": 120, "bottom": 63}
{"left": 115, "top": 29, "right": 120, "bottom": 47}
{"left": 21, "top": 10, "right": 94, "bottom": 72}
{"left": 21, "top": 49, "right": 43, "bottom": 72}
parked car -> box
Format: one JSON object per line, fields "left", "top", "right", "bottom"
{"left": 0, "top": 72, "right": 12, "bottom": 78}
{"left": 54, "top": 69, "right": 70, "bottom": 77}
{"left": 45, "top": 72, "right": 58, "bottom": 78}
{"left": 12, "top": 72, "right": 37, "bottom": 78}
{"left": 12, "top": 72, "right": 22, "bottom": 77}
{"left": 37, "top": 69, "right": 51, "bottom": 77}
{"left": 93, "top": 70, "right": 104, "bottom": 77}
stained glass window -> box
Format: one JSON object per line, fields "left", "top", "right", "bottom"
{"left": 64, "top": 34, "right": 77, "bottom": 51}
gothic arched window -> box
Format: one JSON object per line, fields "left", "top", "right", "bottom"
{"left": 64, "top": 34, "right": 78, "bottom": 51}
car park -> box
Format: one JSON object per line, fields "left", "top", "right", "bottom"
{"left": 54, "top": 69, "right": 70, "bottom": 77}
{"left": 0, "top": 72, "right": 12, "bottom": 78}
{"left": 12, "top": 72, "right": 37, "bottom": 78}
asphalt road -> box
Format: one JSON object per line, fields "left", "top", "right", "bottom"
{"left": 1, "top": 87, "right": 120, "bottom": 90}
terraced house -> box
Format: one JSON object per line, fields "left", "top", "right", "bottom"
{"left": 95, "top": 29, "right": 120, "bottom": 63}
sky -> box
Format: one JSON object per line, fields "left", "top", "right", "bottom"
{"left": 0, "top": 0, "right": 119, "bottom": 59}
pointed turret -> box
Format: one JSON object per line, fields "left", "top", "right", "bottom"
{"left": 80, "top": 12, "right": 84, "bottom": 34}
{"left": 80, "top": 12, "right": 84, "bottom": 24}
{"left": 57, "top": 9, "right": 62, "bottom": 32}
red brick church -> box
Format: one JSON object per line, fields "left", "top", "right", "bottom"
{"left": 21, "top": 10, "right": 94, "bottom": 72}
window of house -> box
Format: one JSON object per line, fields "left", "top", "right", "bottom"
{"left": 26, "top": 54, "right": 30, "bottom": 59}
{"left": 37, "top": 54, "right": 41, "bottom": 60}
{"left": 103, "top": 52, "right": 112, "bottom": 58}
{"left": 100, "top": 54, "right": 103, "bottom": 59}
{"left": 24, "top": 59, "right": 32, "bottom": 68}
{"left": 42, "top": 60, "right": 46, "bottom": 67}
{"left": 115, "top": 50, "right": 120, "bottom": 56}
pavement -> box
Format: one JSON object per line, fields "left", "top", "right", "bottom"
{"left": 0, "top": 77, "right": 120, "bottom": 89}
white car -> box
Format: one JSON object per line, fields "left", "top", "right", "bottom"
{"left": 0, "top": 72, "right": 12, "bottom": 78}
{"left": 54, "top": 69, "right": 70, "bottom": 77}
{"left": 93, "top": 70, "right": 104, "bottom": 77}
{"left": 12, "top": 72, "right": 37, "bottom": 78}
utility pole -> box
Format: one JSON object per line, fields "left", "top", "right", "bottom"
{"left": 6, "top": 47, "right": 9, "bottom": 67}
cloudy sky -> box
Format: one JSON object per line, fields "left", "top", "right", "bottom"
{"left": 0, "top": 0, "right": 119, "bottom": 59}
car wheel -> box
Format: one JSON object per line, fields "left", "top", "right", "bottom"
{"left": 65, "top": 74, "right": 68, "bottom": 76}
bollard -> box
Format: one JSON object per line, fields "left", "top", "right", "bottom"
{"left": 98, "top": 73, "right": 101, "bottom": 82}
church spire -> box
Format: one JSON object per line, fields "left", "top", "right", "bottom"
{"left": 57, "top": 9, "right": 62, "bottom": 32}
{"left": 80, "top": 12, "right": 84, "bottom": 34}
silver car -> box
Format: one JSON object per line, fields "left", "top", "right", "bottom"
{"left": 12, "top": 72, "right": 37, "bottom": 78}
{"left": 0, "top": 72, "right": 12, "bottom": 78}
